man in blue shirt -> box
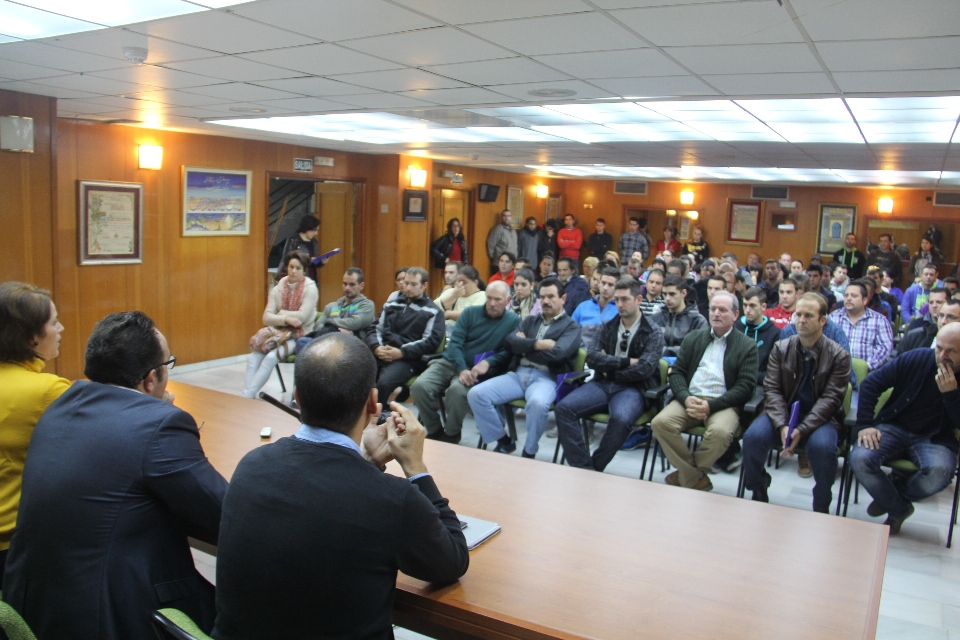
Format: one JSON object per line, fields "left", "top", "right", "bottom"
{"left": 903, "top": 265, "right": 942, "bottom": 322}
{"left": 850, "top": 323, "right": 960, "bottom": 534}
{"left": 572, "top": 266, "right": 620, "bottom": 349}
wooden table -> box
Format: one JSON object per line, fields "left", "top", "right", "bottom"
{"left": 172, "top": 381, "right": 887, "bottom": 640}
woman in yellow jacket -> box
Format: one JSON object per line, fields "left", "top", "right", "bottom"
{"left": 0, "top": 282, "right": 70, "bottom": 584}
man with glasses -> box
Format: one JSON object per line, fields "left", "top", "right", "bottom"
{"left": 896, "top": 297, "right": 960, "bottom": 356}
{"left": 5, "top": 312, "right": 228, "bottom": 639}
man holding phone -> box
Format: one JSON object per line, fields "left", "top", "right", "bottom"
{"left": 741, "top": 293, "right": 851, "bottom": 513}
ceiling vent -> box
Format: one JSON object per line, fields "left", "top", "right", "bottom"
{"left": 613, "top": 181, "right": 647, "bottom": 195}
{"left": 751, "top": 185, "right": 790, "bottom": 200}
{"left": 933, "top": 191, "right": 960, "bottom": 207}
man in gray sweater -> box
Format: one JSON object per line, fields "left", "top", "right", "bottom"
{"left": 486, "top": 210, "right": 517, "bottom": 274}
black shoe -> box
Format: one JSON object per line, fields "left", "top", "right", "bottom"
{"left": 493, "top": 436, "right": 516, "bottom": 454}
{"left": 437, "top": 431, "right": 461, "bottom": 445}
{"left": 750, "top": 473, "right": 772, "bottom": 502}
{"left": 394, "top": 387, "right": 410, "bottom": 403}
{"left": 866, "top": 501, "right": 887, "bottom": 518}
{"left": 521, "top": 450, "right": 536, "bottom": 459}
{"left": 884, "top": 503, "right": 915, "bottom": 535}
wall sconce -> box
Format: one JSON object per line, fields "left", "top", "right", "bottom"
{"left": 679, "top": 190, "right": 695, "bottom": 206}
{"left": 687, "top": 210, "right": 699, "bottom": 220}
{"left": 408, "top": 167, "right": 427, "bottom": 188}
{"left": 536, "top": 184, "right": 549, "bottom": 199}
{"left": 877, "top": 197, "right": 894, "bottom": 214}
{"left": 666, "top": 209, "right": 677, "bottom": 216}
{"left": 138, "top": 145, "right": 163, "bottom": 170}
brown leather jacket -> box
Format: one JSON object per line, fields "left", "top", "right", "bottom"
{"left": 763, "top": 335, "right": 850, "bottom": 439}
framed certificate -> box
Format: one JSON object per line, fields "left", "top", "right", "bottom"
{"left": 78, "top": 180, "right": 143, "bottom": 265}
{"left": 725, "top": 199, "right": 763, "bottom": 246}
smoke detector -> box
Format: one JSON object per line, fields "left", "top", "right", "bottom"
{"left": 123, "top": 46, "right": 148, "bottom": 64}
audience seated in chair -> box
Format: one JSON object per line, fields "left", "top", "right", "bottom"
{"left": 828, "top": 281, "right": 893, "bottom": 372}
{"left": 895, "top": 294, "right": 957, "bottom": 357}
{"left": 296, "top": 268, "right": 375, "bottom": 352}
{"left": 571, "top": 266, "right": 620, "bottom": 350}
{"left": 650, "top": 274, "right": 707, "bottom": 358}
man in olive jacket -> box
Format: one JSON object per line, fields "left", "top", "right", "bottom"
{"left": 652, "top": 291, "right": 759, "bottom": 490}
{"left": 742, "top": 293, "right": 851, "bottom": 513}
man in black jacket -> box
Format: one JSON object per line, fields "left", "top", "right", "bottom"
{"left": 468, "top": 278, "right": 582, "bottom": 457}
{"left": 587, "top": 218, "right": 613, "bottom": 258}
{"left": 555, "top": 278, "right": 665, "bottom": 471}
{"left": 370, "top": 267, "right": 444, "bottom": 404}
{"left": 651, "top": 274, "right": 707, "bottom": 357}
{"left": 557, "top": 257, "right": 591, "bottom": 315}
{"left": 4, "top": 312, "right": 227, "bottom": 640}
{"left": 213, "top": 334, "right": 469, "bottom": 638}
{"left": 895, "top": 298, "right": 960, "bottom": 356}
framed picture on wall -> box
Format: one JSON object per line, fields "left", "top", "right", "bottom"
{"left": 506, "top": 185, "right": 524, "bottom": 227}
{"left": 678, "top": 216, "right": 691, "bottom": 241}
{"left": 78, "top": 180, "right": 143, "bottom": 265}
{"left": 182, "top": 166, "right": 252, "bottom": 236}
{"left": 546, "top": 194, "right": 562, "bottom": 221}
{"left": 817, "top": 204, "right": 857, "bottom": 256}
{"left": 725, "top": 199, "right": 763, "bottom": 246}
{"left": 403, "top": 189, "right": 428, "bottom": 221}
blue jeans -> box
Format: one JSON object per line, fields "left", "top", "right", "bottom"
{"left": 554, "top": 380, "right": 644, "bottom": 471}
{"left": 467, "top": 367, "right": 556, "bottom": 455}
{"left": 742, "top": 414, "right": 838, "bottom": 513}
{"left": 850, "top": 423, "right": 958, "bottom": 518}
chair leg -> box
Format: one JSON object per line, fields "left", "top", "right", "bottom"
{"left": 835, "top": 454, "right": 847, "bottom": 516}
{"left": 842, "top": 462, "right": 855, "bottom": 517}
{"left": 275, "top": 364, "right": 287, "bottom": 393}
{"left": 553, "top": 437, "right": 562, "bottom": 464}
{"left": 737, "top": 463, "right": 746, "bottom": 498}
{"left": 505, "top": 407, "right": 518, "bottom": 443}
{"left": 476, "top": 436, "right": 485, "bottom": 450}
{"left": 640, "top": 437, "right": 651, "bottom": 481}
{"left": 854, "top": 479, "right": 860, "bottom": 504}
{"left": 947, "top": 461, "right": 960, "bottom": 548}
{"left": 649, "top": 440, "right": 661, "bottom": 481}
{"left": 766, "top": 450, "right": 773, "bottom": 468}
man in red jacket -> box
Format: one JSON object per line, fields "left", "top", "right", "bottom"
{"left": 557, "top": 213, "right": 583, "bottom": 270}
{"left": 764, "top": 277, "right": 799, "bottom": 330}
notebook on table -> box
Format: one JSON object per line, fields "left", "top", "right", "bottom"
{"left": 458, "top": 515, "right": 501, "bottom": 550}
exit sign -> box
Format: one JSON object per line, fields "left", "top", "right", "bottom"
{"left": 293, "top": 158, "right": 313, "bottom": 172}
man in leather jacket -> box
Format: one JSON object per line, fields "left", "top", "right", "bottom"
{"left": 742, "top": 292, "right": 851, "bottom": 513}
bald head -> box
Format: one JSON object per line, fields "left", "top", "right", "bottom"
{"left": 484, "top": 281, "right": 511, "bottom": 318}
{"left": 294, "top": 333, "right": 377, "bottom": 432}
{"left": 936, "top": 323, "right": 960, "bottom": 372}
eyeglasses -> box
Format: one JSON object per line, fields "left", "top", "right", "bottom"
{"left": 620, "top": 331, "right": 630, "bottom": 352}
{"left": 141, "top": 355, "right": 176, "bottom": 381}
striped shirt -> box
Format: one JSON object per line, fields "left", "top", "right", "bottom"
{"left": 688, "top": 328, "right": 730, "bottom": 399}
{"left": 639, "top": 295, "right": 665, "bottom": 317}
{"left": 828, "top": 307, "right": 893, "bottom": 370}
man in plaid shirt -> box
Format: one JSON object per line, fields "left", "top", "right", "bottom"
{"left": 828, "top": 280, "right": 893, "bottom": 371}
{"left": 619, "top": 217, "right": 649, "bottom": 263}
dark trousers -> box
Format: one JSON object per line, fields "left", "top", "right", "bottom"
{"left": 555, "top": 380, "right": 644, "bottom": 471}
{"left": 376, "top": 359, "right": 425, "bottom": 405}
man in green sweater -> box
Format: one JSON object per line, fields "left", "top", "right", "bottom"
{"left": 411, "top": 281, "right": 520, "bottom": 443}
{"left": 651, "top": 291, "right": 759, "bottom": 491}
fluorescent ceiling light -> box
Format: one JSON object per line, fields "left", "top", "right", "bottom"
{"left": 189, "top": 0, "right": 255, "bottom": 7}
{"left": 16, "top": 0, "right": 205, "bottom": 27}
{"left": 0, "top": 1, "right": 101, "bottom": 38}
{"left": 465, "top": 127, "right": 563, "bottom": 141}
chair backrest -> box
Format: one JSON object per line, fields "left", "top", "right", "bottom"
{"left": 153, "top": 609, "right": 212, "bottom": 640}
{"left": 0, "top": 602, "right": 37, "bottom": 640}
{"left": 436, "top": 332, "right": 446, "bottom": 354}
{"left": 874, "top": 388, "right": 893, "bottom": 416}
{"left": 574, "top": 348, "right": 587, "bottom": 373}
{"left": 851, "top": 358, "right": 870, "bottom": 386}
{"left": 659, "top": 358, "right": 669, "bottom": 384}
{"left": 842, "top": 382, "right": 853, "bottom": 416}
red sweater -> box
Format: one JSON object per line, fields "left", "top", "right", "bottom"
{"left": 489, "top": 270, "right": 515, "bottom": 287}
{"left": 763, "top": 305, "right": 794, "bottom": 329}
{"left": 557, "top": 228, "right": 583, "bottom": 260}
{"left": 656, "top": 239, "right": 682, "bottom": 255}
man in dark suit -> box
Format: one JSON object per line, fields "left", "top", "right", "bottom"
{"left": 213, "top": 333, "right": 469, "bottom": 639}
{"left": 4, "top": 312, "right": 227, "bottom": 640}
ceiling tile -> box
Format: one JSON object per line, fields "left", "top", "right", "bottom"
{"left": 666, "top": 43, "right": 822, "bottom": 75}
{"left": 172, "top": 101, "right": 299, "bottom": 116}
{"left": 42, "top": 28, "right": 217, "bottom": 64}
{"left": 241, "top": 44, "right": 403, "bottom": 75}
{"left": 91, "top": 64, "right": 218, "bottom": 89}
{"left": 590, "top": 75, "right": 717, "bottom": 97}
{"left": 398, "top": 87, "right": 515, "bottom": 105}
{"left": 702, "top": 72, "right": 836, "bottom": 95}
{"left": 612, "top": 3, "right": 803, "bottom": 47}
{"left": 57, "top": 98, "right": 129, "bottom": 114}
{"left": 0, "top": 58, "right": 66, "bottom": 80}
{"left": 487, "top": 80, "right": 617, "bottom": 101}
{"left": 344, "top": 27, "right": 512, "bottom": 66}
{"left": 463, "top": 13, "right": 644, "bottom": 56}
{"left": 232, "top": 0, "right": 440, "bottom": 41}
{"left": 817, "top": 37, "right": 960, "bottom": 73}
{"left": 424, "top": 58, "right": 570, "bottom": 86}
{"left": 251, "top": 96, "right": 358, "bottom": 112}
{"left": 163, "top": 55, "right": 301, "bottom": 82}
{"left": 128, "top": 11, "right": 318, "bottom": 55}
{"left": 121, "top": 89, "right": 234, "bottom": 107}
{"left": 834, "top": 69, "right": 960, "bottom": 94}
{"left": 181, "top": 82, "right": 301, "bottom": 101}
{"left": 30, "top": 73, "right": 156, "bottom": 95}
{"left": 0, "top": 41, "right": 122, "bottom": 72}
{"left": 330, "top": 68, "right": 468, "bottom": 92}
{"left": 794, "top": 0, "right": 960, "bottom": 41}
{"left": 334, "top": 93, "right": 436, "bottom": 109}
{"left": 0, "top": 79, "right": 101, "bottom": 98}
{"left": 252, "top": 76, "right": 373, "bottom": 97}
{"left": 534, "top": 49, "right": 683, "bottom": 79}
{"left": 392, "top": 0, "right": 591, "bottom": 24}
{"left": 593, "top": 0, "right": 750, "bottom": 8}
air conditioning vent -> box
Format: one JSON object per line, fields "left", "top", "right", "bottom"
{"left": 613, "top": 181, "right": 647, "bottom": 195}
{"left": 751, "top": 185, "right": 790, "bottom": 200}
{"left": 934, "top": 191, "right": 960, "bottom": 207}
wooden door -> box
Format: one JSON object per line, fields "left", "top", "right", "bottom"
{"left": 315, "top": 182, "right": 355, "bottom": 308}
{"left": 431, "top": 189, "right": 470, "bottom": 296}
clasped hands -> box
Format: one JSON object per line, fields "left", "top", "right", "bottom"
{"left": 684, "top": 395, "right": 711, "bottom": 421}
{"left": 374, "top": 346, "right": 404, "bottom": 362}
{"left": 459, "top": 359, "right": 490, "bottom": 387}
{"left": 362, "top": 402, "right": 428, "bottom": 478}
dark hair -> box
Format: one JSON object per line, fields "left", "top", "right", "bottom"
{"left": 0, "top": 281, "right": 53, "bottom": 363}
{"left": 744, "top": 286, "right": 767, "bottom": 304}
{"left": 700, "top": 259, "right": 717, "bottom": 271}
{"left": 922, "top": 263, "right": 939, "bottom": 273}
{"left": 295, "top": 334, "right": 376, "bottom": 433}
{"left": 596, "top": 217, "right": 606, "bottom": 224}
{"left": 845, "top": 281, "right": 868, "bottom": 298}
{"left": 646, "top": 268, "right": 665, "bottom": 280}
{"left": 344, "top": 267, "right": 364, "bottom": 283}
{"left": 395, "top": 267, "right": 408, "bottom": 279}
{"left": 765, "top": 259, "right": 779, "bottom": 266}
{"left": 458, "top": 265, "right": 480, "bottom": 284}
{"left": 929, "top": 287, "right": 948, "bottom": 297}
{"left": 557, "top": 257, "right": 576, "bottom": 271}
{"left": 84, "top": 311, "right": 164, "bottom": 388}
{"left": 538, "top": 277, "right": 565, "bottom": 297}
{"left": 667, "top": 258, "right": 686, "bottom": 275}
{"left": 707, "top": 275, "right": 726, "bottom": 288}
{"left": 283, "top": 251, "right": 307, "bottom": 271}
{"left": 721, "top": 252, "right": 737, "bottom": 261}
{"left": 563, "top": 213, "right": 575, "bottom": 221}
{"left": 406, "top": 266, "right": 429, "bottom": 284}
{"left": 778, "top": 278, "right": 797, "bottom": 292}
{"left": 944, "top": 277, "right": 960, "bottom": 286}
{"left": 629, "top": 216, "right": 640, "bottom": 225}
{"left": 297, "top": 215, "right": 320, "bottom": 234}
{"left": 662, "top": 274, "right": 685, "bottom": 290}
{"left": 514, "top": 267, "right": 535, "bottom": 284}
{"left": 878, "top": 233, "right": 892, "bottom": 242}
{"left": 789, "top": 273, "right": 810, "bottom": 292}
{"left": 445, "top": 260, "right": 463, "bottom": 271}
{"left": 524, "top": 216, "right": 537, "bottom": 225}
{"left": 545, "top": 219, "right": 559, "bottom": 231}
{"left": 499, "top": 251, "right": 516, "bottom": 264}
{"left": 447, "top": 218, "right": 464, "bottom": 238}
{"left": 598, "top": 266, "right": 621, "bottom": 280}
{"left": 615, "top": 278, "right": 643, "bottom": 298}
{"left": 806, "top": 263, "right": 824, "bottom": 275}
{"left": 637, "top": 218, "right": 648, "bottom": 228}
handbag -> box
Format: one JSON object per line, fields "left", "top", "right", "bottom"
{"left": 249, "top": 326, "right": 294, "bottom": 354}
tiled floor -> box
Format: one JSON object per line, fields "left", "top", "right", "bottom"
{"left": 176, "top": 359, "right": 960, "bottom": 640}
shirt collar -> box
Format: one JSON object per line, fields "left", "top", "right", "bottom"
{"left": 711, "top": 326, "right": 733, "bottom": 341}
{"left": 295, "top": 424, "right": 361, "bottom": 454}
{"left": 541, "top": 311, "right": 565, "bottom": 324}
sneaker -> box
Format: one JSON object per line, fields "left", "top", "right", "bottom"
{"left": 797, "top": 454, "right": 812, "bottom": 478}
{"left": 620, "top": 428, "right": 651, "bottom": 451}
{"left": 866, "top": 501, "right": 887, "bottom": 518}
{"left": 724, "top": 454, "right": 743, "bottom": 473}
{"left": 884, "top": 503, "right": 915, "bottom": 535}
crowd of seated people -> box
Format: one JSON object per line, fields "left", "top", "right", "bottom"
{"left": 3, "top": 218, "right": 960, "bottom": 637}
